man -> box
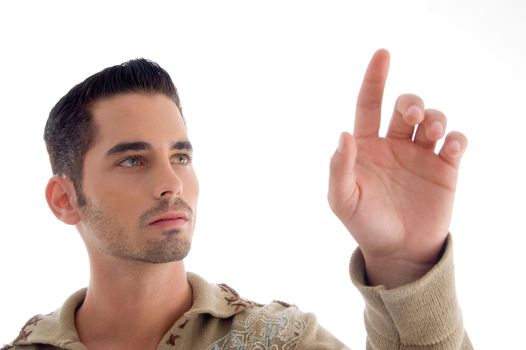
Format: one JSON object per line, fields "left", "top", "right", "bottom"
{"left": 3, "top": 49, "right": 472, "bottom": 349}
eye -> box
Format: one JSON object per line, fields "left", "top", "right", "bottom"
{"left": 172, "top": 153, "right": 192, "bottom": 166}
{"left": 118, "top": 156, "right": 146, "bottom": 167}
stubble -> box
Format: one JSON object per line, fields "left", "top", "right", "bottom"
{"left": 81, "top": 198, "right": 194, "bottom": 264}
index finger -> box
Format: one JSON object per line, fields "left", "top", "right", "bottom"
{"left": 354, "top": 49, "right": 390, "bottom": 138}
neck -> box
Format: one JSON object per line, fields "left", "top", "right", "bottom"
{"left": 75, "top": 253, "right": 192, "bottom": 349}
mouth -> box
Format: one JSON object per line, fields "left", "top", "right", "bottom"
{"left": 148, "top": 211, "right": 189, "bottom": 230}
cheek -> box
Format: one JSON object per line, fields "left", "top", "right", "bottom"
{"left": 85, "top": 178, "right": 145, "bottom": 220}
{"left": 89, "top": 182, "right": 124, "bottom": 206}
{"left": 183, "top": 170, "right": 199, "bottom": 200}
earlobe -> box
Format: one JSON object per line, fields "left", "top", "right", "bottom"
{"left": 45, "top": 176, "right": 81, "bottom": 225}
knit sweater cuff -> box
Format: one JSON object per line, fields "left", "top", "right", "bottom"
{"left": 349, "top": 235, "right": 465, "bottom": 348}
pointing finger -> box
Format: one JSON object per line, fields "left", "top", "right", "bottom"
{"left": 354, "top": 49, "right": 390, "bottom": 138}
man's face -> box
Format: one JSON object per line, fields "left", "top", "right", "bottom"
{"left": 76, "top": 93, "right": 199, "bottom": 264}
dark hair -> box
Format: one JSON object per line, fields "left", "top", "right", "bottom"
{"left": 44, "top": 58, "right": 182, "bottom": 206}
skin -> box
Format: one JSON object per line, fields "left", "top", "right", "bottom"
{"left": 46, "top": 93, "right": 198, "bottom": 349}
{"left": 328, "top": 49, "right": 467, "bottom": 288}
{"left": 44, "top": 49, "right": 467, "bottom": 348}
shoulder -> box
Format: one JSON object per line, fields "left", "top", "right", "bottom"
{"left": 2, "top": 343, "right": 49, "bottom": 350}
{"left": 209, "top": 285, "right": 313, "bottom": 349}
{"left": 2, "top": 314, "right": 51, "bottom": 350}
{"left": 2, "top": 289, "right": 87, "bottom": 350}
{"left": 188, "top": 274, "right": 348, "bottom": 349}
{"left": 216, "top": 286, "right": 348, "bottom": 349}
{"left": 236, "top": 296, "right": 311, "bottom": 327}
{"left": 216, "top": 280, "right": 311, "bottom": 326}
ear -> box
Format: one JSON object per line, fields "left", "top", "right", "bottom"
{"left": 45, "top": 176, "right": 81, "bottom": 225}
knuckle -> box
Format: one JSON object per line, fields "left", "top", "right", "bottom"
{"left": 388, "top": 129, "right": 412, "bottom": 140}
{"left": 357, "top": 98, "right": 382, "bottom": 111}
{"left": 423, "top": 109, "right": 447, "bottom": 130}
{"left": 415, "top": 135, "right": 436, "bottom": 148}
{"left": 424, "top": 108, "right": 445, "bottom": 117}
{"left": 424, "top": 108, "right": 446, "bottom": 121}
{"left": 447, "top": 130, "right": 464, "bottom": 140}
{"left": 447, "top": 131, "right": 468, "bottom": 148}
{"left": 396, "top": 93, "right": 424, "bottom": 111}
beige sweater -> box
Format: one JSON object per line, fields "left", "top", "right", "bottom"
{"left": 2, "top": 236, "right": 472, "bottom": 349}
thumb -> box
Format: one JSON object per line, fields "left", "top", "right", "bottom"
{"left": 328, "top": 132, "right": 359, "bottom": 217}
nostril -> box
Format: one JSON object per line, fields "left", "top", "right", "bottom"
{"left": 160, "top": 188, "right": 182, "bottom": 198}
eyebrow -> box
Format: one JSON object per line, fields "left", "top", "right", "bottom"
{"left": 106, "top": 141, "right": 193, "bottom": 156}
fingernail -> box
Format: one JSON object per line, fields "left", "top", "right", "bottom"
{"left": 338, "top": 133, "right": 345, "bottom": 153}
{"left": 449, "top": 140, "right": 462, "bottom": 154}
{"left": 406, "top": 105, "right": 422, "bottom": 118}
{"left": 430, "top": 121, "right": 443, "bottom": 134}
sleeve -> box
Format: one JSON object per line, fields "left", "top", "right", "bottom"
{"left": 349, "top": 235, "right": 473, "bottom": 349}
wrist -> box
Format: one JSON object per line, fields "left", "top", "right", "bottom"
{"left": 362, "top": 242, "right": 446, "bottom": 289}
{"left": 363, "top": 256, "right": 436, "bottom": 289}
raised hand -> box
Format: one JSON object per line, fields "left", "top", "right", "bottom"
{"left": 328, "top": 49, "right": 467, "bottom": 288}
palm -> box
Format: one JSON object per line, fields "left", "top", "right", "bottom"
{"left": 328, "top": 50, "right": 467, "bottom": 266}
{"left": 348, "top": 137, "right": 456, "bottom": 262}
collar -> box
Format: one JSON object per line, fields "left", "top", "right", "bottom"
{"left": 11, "top": 272, "right": 260, "bottom": 349}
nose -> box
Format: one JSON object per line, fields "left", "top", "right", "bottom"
{"left": 153, "top": 161, "right": 183, "bottom": 200}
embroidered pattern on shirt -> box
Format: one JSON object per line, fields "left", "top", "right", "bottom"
{"left": 205, "top": 306, "right": 306, "bottom": 350}
{"left": 218, "top": 283, "right": 264, "bottom": 311}
{"left": 11, "top": 314, "right": 43, "bottom": 345}
{"left": 166, "top": 334, "right": 180, "bottom": 346}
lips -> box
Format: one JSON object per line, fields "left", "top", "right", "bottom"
{"left": 148, "top": 211, "right": 189, "bottom": 230}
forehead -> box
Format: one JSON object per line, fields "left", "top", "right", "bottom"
{"left": 89, "top": 93, "right": 187, "bottom": 147}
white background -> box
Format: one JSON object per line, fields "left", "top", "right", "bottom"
{"left": 0, "top": 1, "right": 525, "bottom": 349}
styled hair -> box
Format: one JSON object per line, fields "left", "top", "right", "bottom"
{"left": 44, "top": 58, "right": 182, "bottom": 206}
